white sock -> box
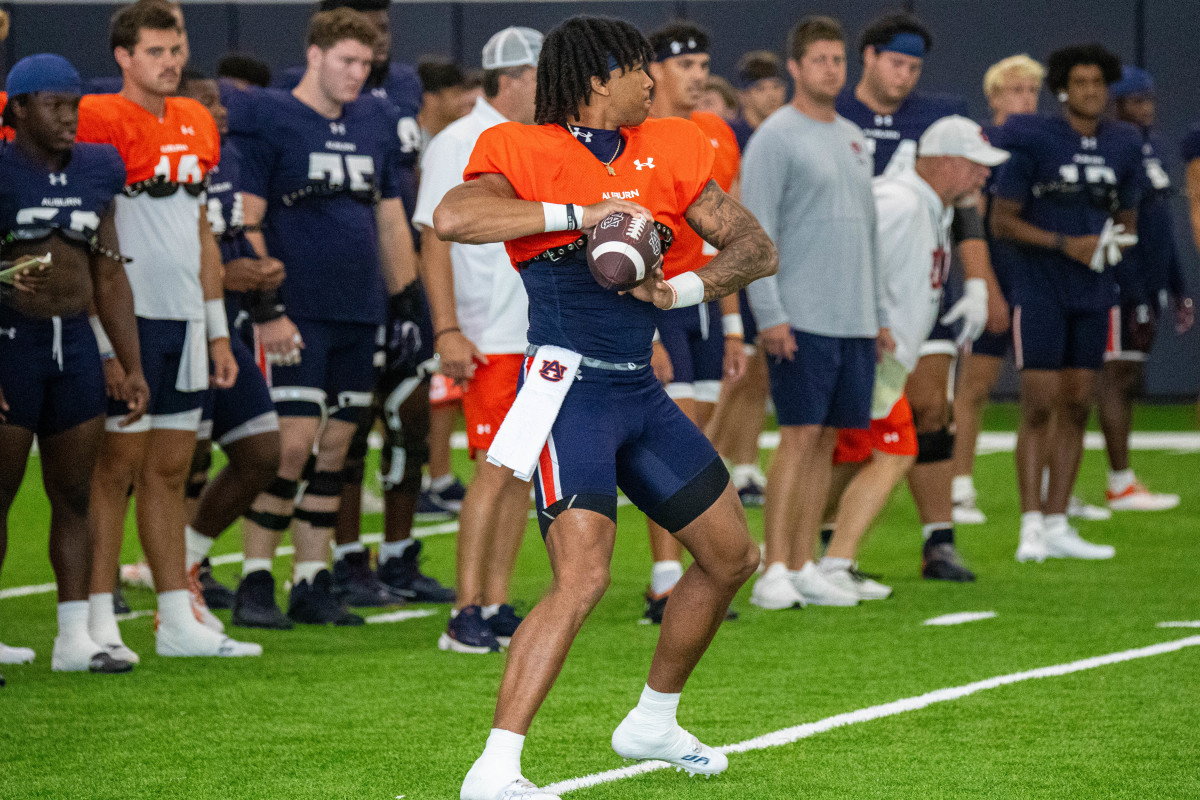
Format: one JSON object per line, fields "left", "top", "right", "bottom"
{"left": 481, "top": 603, "right": 500, "bottom": 619}
{"left": 650, "top": 560, "right": 683, "bottom": 595}
{"left": 429, "top": 473, "right": 455, "bottom": 493}
{"left": 88, "top": 593, "right": 121, "bottom": 645}
{"left": 479, "top": 728, "right": 525, "bottom": 776}
{"left": 818, "top": 556, "right": 852, "bottom": 574}
{"left": 378, "top": 539, "right": 413, "bottom": 564}
{"left": 157, "top": 589, "right": 194, "bottom": 629}
{"left": 57, "top": 600, "right": 92, "bottom": 643}
{"left": 294, "top": 560, "right": 325, "bottom": 585}
{"left": 632, "top": 684, "right": 680, "bottom": 733}
{"left": 952, "top": 475, "right": 975, "bottom": 503}
{"left": 1043, "top": 513, "right": 1067, "bottom": 533}
{"left": 332, "top": 541, "right": 364, "bottom": 561}
{"left": 1021, "top": 511, "right": 1043, "bottom": 530}
{"left": 243, "top": 557, "right": 272, "bottom": 576}
{"left": 1108, "top": 469, "right": 1135, "bottom": 493}
{"left": 185, "top": 525, "right": 215, "bottom": 570}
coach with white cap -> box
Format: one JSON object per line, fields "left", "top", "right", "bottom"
{"left": 413, "top": 25, "right": 542, "bottom": 654}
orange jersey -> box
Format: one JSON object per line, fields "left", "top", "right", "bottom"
{"left": 464, "top": 117, "right": 715, "bottom": 270}
{"left": 661, "top": 111, "right": 740, "bottom": 279}
{"left": 76, "top": 94, "right": 219, "bottom": 186}
{"left": 0, "top": 93, "right": 13, "bottom": 140}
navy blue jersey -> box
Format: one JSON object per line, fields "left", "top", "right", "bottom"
{"left": 835, "top": 90, "right": 968, "bottom": 177}
{"left": 206, "top": 138, "right": 257, "bottom": 320}
{"left": 1181, "top": 125, "right": 1200, "bottom": 164}
{"left": 228, "top": 88, "right": 407, "bottom": 325}
{"left": 0, "top": 142, "right": 125, "bottom": 247}
{"left": 983, "top": 123, "right": 1026, "bottom": 296}
{"left": 728, "top": 116, "right": 753, "bottom": 153}
{"left": 1116, "top": 129, "right": 1184, "bottom": 304}
{"left": 993, "top": 114, "right": 1143, "bottom": 309}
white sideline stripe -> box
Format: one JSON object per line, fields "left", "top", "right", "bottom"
{"left": 1157, "top": 621, "right": 1200, "bottom": 628}
{"left": 365, "top": 609, "right": 438, "bottom": 624}
{"left": 0, "top": 582, "right": 56, "bottom": 599}
{"left": 923, "top": 611, "right": 997, "bottom": 626}
{"left": 116, "top": 610, "right": 156, "bottom": 623}
{"left": 543, "top": 635, "right": 1200, "bottom": 795}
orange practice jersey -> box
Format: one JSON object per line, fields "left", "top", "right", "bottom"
{"left": 76, "top": 94, "right": 219, "bottom": 186}
{"left": 660, "top": 111, "right": 740, "bottom": 279}
{"left": 464, "top": 117, "right": 715, "bottom": 270}
{"left": 0, "top": 93, "right": 12, "bottom": 140}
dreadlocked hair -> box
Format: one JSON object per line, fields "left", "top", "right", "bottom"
{"left": 535, "top": 15, "right": 654, "bottom": 126}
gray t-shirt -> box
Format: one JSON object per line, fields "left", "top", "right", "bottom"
{"left": 742, "top": 105, "right": 886, "bottom": 338}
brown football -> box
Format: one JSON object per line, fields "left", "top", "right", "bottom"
{"left": 586, "top": 212, "right": 662, "bottom": 291}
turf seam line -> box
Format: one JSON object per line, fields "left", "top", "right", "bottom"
{"left": 543, "top": 635, "right": 1200, "bottom": 795}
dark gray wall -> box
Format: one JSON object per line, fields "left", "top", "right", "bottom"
{"left": 3, "top": 0, "right": 1197, "bottom": 398}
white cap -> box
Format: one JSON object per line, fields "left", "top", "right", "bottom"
{"left": 482, "top": 26, "right": 543, "bottom": 70}
{"left": 918, "top": 115, "right": 1010, "bottom": 166}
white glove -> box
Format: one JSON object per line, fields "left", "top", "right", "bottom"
{"left": 940, "top": 278, "right": 989, "bottom": 347}
{"left": 1089, "top": 218, "right": 1138, "bottom": 273}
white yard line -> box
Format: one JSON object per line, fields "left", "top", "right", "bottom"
{"left": 543, "top": 635, "right": 1200, "bottom": 795}
{"left": 365, "top": 609, "right": 439, "bottom": 624}
{"left": 1157, "top": 621, "right": 1200, "bottom": 628}
{"left": 923, "top": 611, "right": 997, "bottom": 626}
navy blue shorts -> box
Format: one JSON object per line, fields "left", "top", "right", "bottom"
{"left": 969, "top": 325, "right": 1011, "bottom": 358}
{"left": 524, "top": 363, "right": 728, "bottom": 537}
{"left": 200, "top": 318, "right": 278, "bottom": 446}
{"left": 107, "top": 317, "right": 204, "bottom": 432}
{"left": 738, "top": 289, "right": 758, "bottom": 346}
{"left": 267, "top": 318, "right": 378, "bottom": 422}
{"left": 0, "top": 307, "right": 105, "bottom": 436}
{"left": 656, "top": 300, "right": 723, "bottom": 403}
{"left": 1013, "top": 300, "right": 1107, "bottom": 371}
{"left": 766, "top": 330, "right": 874, "bottom": 429}
{"left": 920, "top": 290, "right": 959, "bottom": 357}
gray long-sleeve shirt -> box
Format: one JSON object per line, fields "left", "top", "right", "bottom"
{"left": 742, "top": 105, "right": 887, "bottom": 338}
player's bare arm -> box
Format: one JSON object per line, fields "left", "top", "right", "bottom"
{"left": 434, "top": 172, "right": 653, "bottom": 245}
{"left": 376, "top": 197, "right": 419, "bottom": 292}
{"left": 991, "top": 196, "right": 1099, "bottom": 265}
{"left": 1187, "top": 158, "right": 1200, "bottom": 253}
{"left": 90, "top": 208, "right": 148, "bottom": 424}
{"left": 418, "top": 226, "right": 486, "bottom": 385}
{"left": 242, "top": 191, "right": 303, "bottom": 363}
{"left": 684, "top": 179, "right": 778, "bottom": 301}
{"left": 199, "top": 204, "right": 237, "bottom": 389}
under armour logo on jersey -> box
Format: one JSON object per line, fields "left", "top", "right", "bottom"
{"left": 634, "top": 158, "right": 655, "bottom": 170}
{"left": 570, "top": 127, "right": 593, "bottom": 143}
{"left": 1081, "top": 137, "right": 1098, "bottom": 150}
{"left": 874, "top": 114, "right": 894, "bottom": 127}
{"left": 49, "top": 173, "right": 68, "bottom": 186}
{"left": 883, "top": 432, "right": 900, "bottom": 444}
{"left": 371, "top": 88, "right": 387, "bottom": 99}
{"left": 330, "top": 122, "right": 346, "bottom": 135}
{"left": 180, "top": 125, "right": 195, "bottom": 135}
{"left": 539, "top": 360, "right": 567, "bottom": 382}
{"left": 0, "top": 327, "right": 15, "bottom": 340}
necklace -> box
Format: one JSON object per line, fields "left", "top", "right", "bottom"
{"left": 604, "top": 137, "right": 622, "bottom": 176}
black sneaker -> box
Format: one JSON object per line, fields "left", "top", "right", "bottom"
{"left": 377, "top": 540, "right": 456, "bottom": 603}
{"left": 232, "top": 570, "right": 294, "bottom": 630}
{"left": 198, "top": 558, "right": 236, "bottom": 610}
{"left": 112, "top": 585, "right": 131, "bottom": 616}
{"left": 332, "top": 550, "right": 404, "bottom": 608}
{"left": 288, "top": 569, "right": 364, "bottom": 626}
{"left": 643, "top": 587, "right": 737, "bottom": 624}
{"left": 922, "top": 542, "right": 977, "bottom": 582}
{"left": 437, "top": 606, "right": 500, "bottom": 653}
{"left": 486, "top": 604, "right": 523, "bottom": 646}
{"left": 736, "top": 478, "right": 765, "bottom": 508}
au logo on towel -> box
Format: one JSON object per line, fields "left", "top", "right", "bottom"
{"left": 539, "top": 360, "right": 567, "bottom": 382}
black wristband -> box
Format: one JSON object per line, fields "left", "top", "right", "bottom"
{"left": 246, "top": 289, "right": 286, "bottom": 324}
{"left": 434, "top": 326, "right": 461, "bottom": 340}
{"left": 389, "top": 281, "right": 423, "bottom": 321}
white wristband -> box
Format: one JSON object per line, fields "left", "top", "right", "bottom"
{"left": 89, "top": 315, "right": 115, "bottom": 360}
{"left": 652, "top": 328, "right": 661, "bottom": 343}
{"left": 666, "top": 272, "right": 705, "bottom": 309}
{"left": 205, "top": 299, "right": 229, "bottom": 341}
{"left": 542, "top": 202, "right": 581, "bottom": 233}
{"left": 722, "top": 312, "right": 744, "bottom": 338}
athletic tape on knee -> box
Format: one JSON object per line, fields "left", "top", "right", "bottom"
{"left": 245, "top": 508, "right": 292, "bottom": 532}
{"left": 292, "top": 507, "right": 339, "bottom": 528}
{"left": 264, "top": 476, "right": 299, "bottom": 501}
{"left": 916, "top": 427, "right": 955, "bottom": 464}
{"left": 305, "top": 470, "right": 344, "bottom": 498}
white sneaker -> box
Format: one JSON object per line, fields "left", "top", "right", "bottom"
{"left": 611, "top": 710, "right": 728, "bottom": 776}
{"left": 1107, "top": 482, "right": 1180, "bottom": 512}
{"left": 1016, "top": 522, "right": 1047, "bottom": 563}
{"left": 843, "top": 566, "right": 892, "bottom": 600}
{"left": 951, "top": 478, "right": 987, "bottom": 524}
{"left": 791, "top": 562, "right": 859, "bottom": 606}
{"left": 952, "top": 501, "right": 987, "bottom": 525}
{"left": 750, "top": 563, "right": 804, "bottom": 610}
{"left": 460, "top": 763, "right": 560, "bottom": 800}
{"left": 93, "top": 640, "right": 140, "bottom": 665}
{"left": 51, "top": 635, "right": 133, "bottom": 673}
{"left": 0, "top": 642, "right": 35, "bottom": 664}
{"left": 1067, "top": 495, "right": 1113, "bottom": 521}
{"left": 1043, "top": 523, "right": 1115, "bottom": 560}
{"left": 188, "top": 563, "right": 225, "bottom": 633}
{"left": 156, "top": 619, "right": 262, "bottom": 657}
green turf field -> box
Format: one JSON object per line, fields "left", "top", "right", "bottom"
{"left": 2, "top": 405, "right": 1199, "bottom": 799}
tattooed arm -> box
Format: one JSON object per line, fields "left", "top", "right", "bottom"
{"left": 686, "top": 180, "right": 777, "bottom": 300}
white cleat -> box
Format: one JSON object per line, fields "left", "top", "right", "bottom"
{"left": 51, "top": 636, "right": 133, "bottom": 673}
{"left": 188, "top": 563, "right": 225, "bottom": 633}
{"left": 952, "top": 502, "right": 987, "bottom": 525}
{"left": 156, "top": 619, "right": 262, "bottom": 657}
{"left": 1067, "top": 495, "right": 1112, "bottom": 521}
{"left": 951, "top": 478, "right": 987, "bottom": 525}
{"left": 1016, "top": 524, "right": 1048, "bottom": 563}
{"left": 791, "top": 562, "right": 859, "bottom": 606}
{"left": 95, "top": 641, "right": 140, "bottom": 665}
{"left": 611, "top": 712, "right": 728, "bottom": 776}
{"left": 822, "top": 566, "right": 892, "bottom": 601}
{"left": 0, "top": 642, "right": 35, "bottom": 664}
{"left": 1043, "top": 523, "right": 1115, "bottom": 560}
{"left": 750, "top": 563, "right": 805, "bottom": 610}
{"left": 460, "top": 757, "right": 560, "bottom": 800}
{"left": 1107, "top": 482, "right": 1180, "bottom": 512}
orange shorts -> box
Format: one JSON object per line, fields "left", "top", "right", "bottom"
{"left": 461, "top": 353, "right": 524, "bottom": 459}
{"left": 833, "top": 393, "right": 917, "bottom": 465}
{"left": 429, "top": 372, "right": 464, "bottom": 407}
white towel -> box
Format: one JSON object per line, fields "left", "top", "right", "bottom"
{"left": 487, "top": 345, "right": 582, "bottom": 480}
{"left": 175, "top": 318, "right": 210, "bottom": 393}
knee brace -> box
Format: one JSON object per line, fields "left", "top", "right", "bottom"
{"left": 244, "top": 476, "right": 300, "bottom": 531}
{"left": 293, "top": 470, "right": 344, "bottom": 529}
{"left": 378, "top": 374, "right": 430, "bottom": 492}
{"left": 915, "top": 427, "right": 955, "bottom": 464}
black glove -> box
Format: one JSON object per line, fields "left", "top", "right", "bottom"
{"left": 385, "top": 282, "right": 423, "bottom": 374}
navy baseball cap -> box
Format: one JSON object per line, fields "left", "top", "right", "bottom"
{"left": 5, "top": 53, "right": 82, "bottom": 98}
{"left": 1110, "top": 65, "right": 1154, "bottom": 99}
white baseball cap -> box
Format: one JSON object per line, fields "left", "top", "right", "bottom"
{"left": 918, "top": 115, "right": 1010, "bottom": 166}
{"left": 482, "top": 26, "right": 543, "bottom": 70}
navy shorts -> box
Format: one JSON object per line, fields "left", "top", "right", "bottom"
{"left": 107, "top": 317, "right": 204, "bottom": 432}
{"left": 920, "top": 290, "right": 959, "bottom": 357}
{"left": 524, "top": 363, "right": 728, "bottom": 537}
{"left": 738, "top": 289, "right": 758, "bottom": 346}
{"left": 267, "top": 318, "right": 378, "bottom": 422}
{"left": 969, "top": 327, "right": 1011, "bottom": 358}
{"left": 656, "top": 300, "right": 723, "bottom": 403}
{"left": 1104, "top": 300, "right": 1157, "bottom": 363}
{"left": 0, "top": 307, "right": 105, "bottom": 436}
{"left": 766, "top": 330, "right": 874, "bottom": 429}
{"left": 1013, "top": 300, "right": 1107, "bottom": 371}
{"left": 200, "top": 317, "right": 278, "bottom": 446}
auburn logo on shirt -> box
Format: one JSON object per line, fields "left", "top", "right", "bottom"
{"left": 539, "top": 360, "right": 567, "bottom": 382}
